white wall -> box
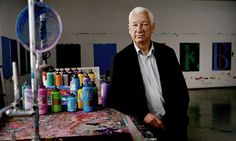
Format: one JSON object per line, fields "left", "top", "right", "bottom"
{"left": 46, "top": 0, "right": 236, "bottom": 88}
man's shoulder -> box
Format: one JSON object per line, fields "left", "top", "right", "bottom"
{"left": 153, "top": 42, "right": 174, "bottom": 52}
{"left": 116, "top": 43, "right": 135, "bottom": 56}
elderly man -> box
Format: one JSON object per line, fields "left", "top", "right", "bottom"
{"left": 107, "top": 7, "right": 190, "bottom": 141}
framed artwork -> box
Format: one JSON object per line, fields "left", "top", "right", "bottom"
{"left": 212, "top": 42, "right": 231, "bottom": 71}
{"left": 180, "top": 43, "right": 200, "bottom": 71}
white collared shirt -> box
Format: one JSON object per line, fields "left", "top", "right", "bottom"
{"left": 134, "top": 43, "right": 165, "bottom": 117}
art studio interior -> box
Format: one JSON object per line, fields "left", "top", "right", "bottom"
{"left": 0, "top": 0, "right": 236, "bottom": 141}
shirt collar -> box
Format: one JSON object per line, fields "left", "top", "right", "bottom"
{"left": 134, "top": 42, "right": 155, "bottom": 56}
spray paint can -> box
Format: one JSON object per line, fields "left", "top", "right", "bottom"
{"left": 82, "top": 82, "right": 94, "bottom": 112}
{"left": 42, "top": 71, "right": 47, "bottom": 87}
{"left": 83, "top": 73, "right": 91, "bottom": 86}
{"left": 62, "top": 69, "right": 69, "bottom": 86}
{"left": 37, "top": 84, "right": 48, "bottom": 115}
{"left": 77, "top": 85, "right": 83, "bottom": 110}
{"left": 78, "top": 70, "right": 84, "bottom": 86}
{"left": 73, "top": 68, "right": 79, "bottom": 74}
{"left": 88, "top": 69, "right": 95, "bottom": 82}
{"left": 47, "top": 69, "right": 54, "bottom": 86}
{"left": 24, "top": 85, "right": 33, "bottom": 110}
{"left": 55, "top": 71, "right": 62, "bottom": 87}
{"left": 68, "top": 68, "right": 74, "bottom": 83}
{"left": 101, "top": 81, "right": 110, "bottom": 107}
{"left": 67, "top": 94, "right": 77, "bottom": 112}
{"left": 70, "top": 74, "right": 80, "bottom": 95}
{"left": 51, "top": 86, "right": 62, "bottom": 112}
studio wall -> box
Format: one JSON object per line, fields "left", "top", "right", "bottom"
{"left": 46, "top": 0, "right": 236, "bottom": 88}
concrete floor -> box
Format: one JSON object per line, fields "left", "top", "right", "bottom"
{"left": 188, "top": 87, "right": 236, "bottom": 141}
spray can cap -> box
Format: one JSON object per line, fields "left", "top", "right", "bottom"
{"left": 53, "top": 85, "right": 59, "bottom": 91}
{"left": 39, "top": 83, "right": 46, "bottom": 89}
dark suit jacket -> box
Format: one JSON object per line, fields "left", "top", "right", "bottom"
{"left": 107, "top": 42, "right": 190, "bottom": 140}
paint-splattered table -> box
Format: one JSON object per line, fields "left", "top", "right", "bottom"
{"left": 0, "top": 109, "right": 144, "bottom": 141}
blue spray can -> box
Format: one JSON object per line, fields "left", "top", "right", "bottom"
{"left": 70, "top": 74, "right": 80, "bottom": 95}
{"left": 67, "top": 93, "right": 77, "bottom": 112}
{"left": 82, "top": 82, "right": 94, "bottom": 112}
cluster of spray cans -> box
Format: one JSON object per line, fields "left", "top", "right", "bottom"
{"left": 21, "top": 81, "right": 48, "bottom": 115}
{"left": 42, "top": 68, "right": 96, "bottom": 88}
{"left": 21, "top": 67, "right": 110, "bottom": 114}
{"left": 69, "top": 71, "right": 98, "bottom": 113}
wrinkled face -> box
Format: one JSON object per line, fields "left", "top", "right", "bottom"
{"left": 128, "top": 11, "right": 155, "bottom": 45}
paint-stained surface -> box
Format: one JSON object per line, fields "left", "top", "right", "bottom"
{"left": 0, "top": 109, "right": 134, "bottom": 140}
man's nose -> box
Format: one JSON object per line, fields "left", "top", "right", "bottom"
{"left": 136, "top": 24, "right": 143, "bottom": 32}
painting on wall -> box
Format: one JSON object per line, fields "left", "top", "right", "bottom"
{"left": 180, "top": 43, "right": 200, "bottom": 71}
{"left": 212, "top": 42, "right": 231, "bottom": 71}
{"left": 93, "top": 44, "right": 116, "bottom": 76}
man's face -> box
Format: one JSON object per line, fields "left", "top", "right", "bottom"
{"left": 128, "top": 11, "right": 155, "bottom": 45}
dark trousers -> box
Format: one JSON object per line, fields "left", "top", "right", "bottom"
{"left": 147, "top": 125, "right": 188, "bottom": 141}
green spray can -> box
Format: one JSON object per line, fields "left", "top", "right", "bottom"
{"left": 51, "top": 86, "right": 62, "bottom": 112}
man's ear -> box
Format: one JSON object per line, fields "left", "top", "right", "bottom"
{"left": 152, "top": 23, "right": 156, "bottom": 33}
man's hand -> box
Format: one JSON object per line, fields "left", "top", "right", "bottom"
{"left": 144, "top": 113, "right": 165, "bottom": 129}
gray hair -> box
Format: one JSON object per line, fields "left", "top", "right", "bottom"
{"left": 128, "top": 7, "right": 155, "bottom": 25}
